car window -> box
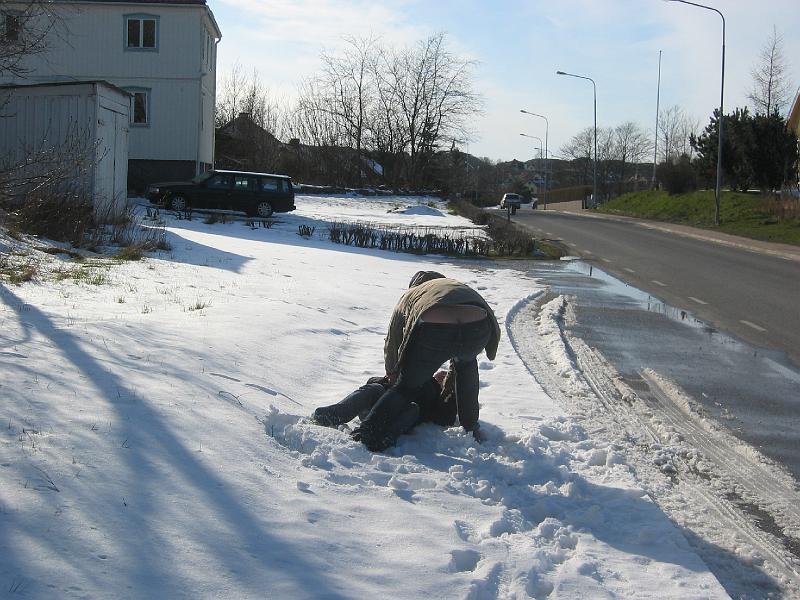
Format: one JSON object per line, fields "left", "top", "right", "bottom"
{"left": 233, "top": 176, "right": 252, "bottom": 190}
{"left": 207, "top": 175, "right": 233, "bottom": 189}
{"left": 260, "top": 178, "right": 280, "bottom": 192}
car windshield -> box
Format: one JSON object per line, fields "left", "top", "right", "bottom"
{"left": 191, "top": 172, "right": 214, "bottom": 184}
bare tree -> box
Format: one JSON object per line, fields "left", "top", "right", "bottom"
{"left": 382, "top": 33, "right": 481, "bottom": 188}
{"left": 369, "top": 43, "right": 407, "bottom": 187}
{"left": 293, "top": 78, "right": 354, "bottom": 185}
{"left": 613, "top": 121, "right": 651, "bottom": 193}
{"left": 0, "top": 0, "right": 68, "bottom": 78}
{"left": 215, "top": 63, "right": 288, "bottom": 172}
{"left": 657, "top": 105, "right": 697, "bottom": 164}
{"left": 560, "top": 127, "right": 594, "bottom": 185}
{"left": 748, "top": 26, "right": 793, "bottom": 116}
{"left": 290, "top": 32, "right": 481, "bottom": 189}
{"left": 315, "top": 36, "right": 376, "bottom": 184}
{"left": 216, "top": 63, "right": 286, "bottom": 136}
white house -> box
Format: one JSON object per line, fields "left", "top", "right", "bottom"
{"left": 0, "top": 0, "right": 221, "bottom": 192}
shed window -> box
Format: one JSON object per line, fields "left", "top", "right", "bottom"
{"left": 126, "top": 15, "right": 157, "bottom": 49}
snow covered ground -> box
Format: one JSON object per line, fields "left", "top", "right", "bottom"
{"left": 0, "top": 194, "right": 788, "bottom": 598}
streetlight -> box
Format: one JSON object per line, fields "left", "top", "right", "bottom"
{"left": 653, "top": 50, "right": 662, "bottom": 190}
{"left": 520, "top": 109, "right": 550, "bottom": 209}
{"left": 520, "top": 133, "right": 543, "bottom": 208}
{"left": 665, "top": 0, "right": 725, "bottom": 225}
{"left": 557, "top": 70, "right": 597, "bottom": 209}
{"left": 519, "top": 133, "right": 543, "bottom": 159}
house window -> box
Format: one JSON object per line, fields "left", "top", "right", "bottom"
{"left": 125, "top": 88, "right": 151, "bottom": 126}
{"left": 125, "top": 15, "right": 158, "bottom": 50}
{"left": 4, "top": 14, "right": 20, "bottom": 41}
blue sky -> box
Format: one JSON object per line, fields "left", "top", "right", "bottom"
{"left": 209, "top": 0, "right": 800, "bottom": 162}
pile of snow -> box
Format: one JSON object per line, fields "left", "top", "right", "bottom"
{"left": 0, "top": 194, "right": 730, "bottom": 598}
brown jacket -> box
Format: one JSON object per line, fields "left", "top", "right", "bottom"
{"left": 384, "top": 278, "right": 501, "bottom": 377}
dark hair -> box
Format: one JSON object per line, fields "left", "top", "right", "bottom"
{"left": 408, "top": 270, "right": 445, "bottom": 288}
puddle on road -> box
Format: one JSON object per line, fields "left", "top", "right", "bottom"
{"left": 525, "top": 259, "right": 800, "bottom": 482}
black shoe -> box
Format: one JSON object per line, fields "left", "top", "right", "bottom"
{"left": 370, "top": 402, "right": 421, "bottom": 451}
{"left": 312, "top": 406, "right": 345, "bottom": 427}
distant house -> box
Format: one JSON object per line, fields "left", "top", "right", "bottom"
{"left": 215, "top": 112, "right": 282, "bottom": 172}
{"left": 0, "top": 0, "right": 221, "bottom": 192}
{"left": 215, "top": 116, "right": 385, "bottom": 188}
{"left": 789, "top": 91, "right": 800, "bottom": 141}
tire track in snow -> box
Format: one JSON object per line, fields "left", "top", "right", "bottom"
{"left": 508, "top": 293, "right": 800, "bottom": 598}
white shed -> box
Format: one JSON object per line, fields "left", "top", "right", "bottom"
{"left": 0, "top": 81, "right": 130, "bottom": 217}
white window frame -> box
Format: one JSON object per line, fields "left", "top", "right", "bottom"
{"left": 126, "top": 87, "right": 151, "bottom": 127}
{"left": 124, "top": 14, "right": 159, "bottom": 52}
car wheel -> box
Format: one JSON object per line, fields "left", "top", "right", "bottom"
{"left": 170, "top": 194, "right": 188, "bottom": 211}
{"left": 255, "top": 201, "right": 274, "bottom": 218}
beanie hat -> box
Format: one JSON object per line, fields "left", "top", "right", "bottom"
{"left": 408, "top": 270, "right": 445, "bottom": 288}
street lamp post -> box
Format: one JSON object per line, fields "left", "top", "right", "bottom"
{"left": 520, "top": 133, "right": 543, "bottom": 206}
{"left": 519, "top": 133, "right": 543, "bottom": 158}
{"left": 665, "top": 0, "right": 725, "bottom": 225}
{"left": 520, "top": 109, "right": 550, "bottom": 209}
{"left": 653, "top": 50, "right": 662, "bottom": 189}
{"left": 557, "top": 70, "right": 597, "bottom": 209}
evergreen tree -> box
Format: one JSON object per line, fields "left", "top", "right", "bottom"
{"left": 692, "top": 108, "right": 798, "bottom": 192}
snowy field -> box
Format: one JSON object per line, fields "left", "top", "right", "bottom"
{"left": 0, "top": 193, "right": 779, "bottom": 598}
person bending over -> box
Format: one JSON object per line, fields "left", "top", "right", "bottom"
{"left": 354, "top": 271, "right": 500, "bottom": 451}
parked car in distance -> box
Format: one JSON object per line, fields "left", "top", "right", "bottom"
{"left": 147, "top": 170, "right": 295, "bottom": 218}
{"left": 500, "top": 193, "right": 522, "bottom": 209}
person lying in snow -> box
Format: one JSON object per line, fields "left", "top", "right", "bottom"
{"left": 350, "top": 270, "right": 500, "bottom": 452}
{"left": 311, "top": 369, "right": 457, "bottom": 442}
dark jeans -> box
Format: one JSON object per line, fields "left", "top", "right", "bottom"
{"left": 313, "top": 377, "right": 453, "bottom": 428}
{"left": 359, "top": 318, "right": 491, "bottom": 450}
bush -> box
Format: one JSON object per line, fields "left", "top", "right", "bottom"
{"left": 657, "top": 155, "right": 698, "bottom": 195}
{"left": 448, "top": 198, "right": 489, "bottom": 225}
{"left": 327, "top": 221, "right": 491, "bottom": 257}
{"left": 11, "top": 190, "right": 95, "bottom": 245}
{"left": 2, "top": 189, "right": 171, "bottom": 254}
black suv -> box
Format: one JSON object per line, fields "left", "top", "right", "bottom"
{"left": 147, "top": 170, "right": 295, "bottom": 218}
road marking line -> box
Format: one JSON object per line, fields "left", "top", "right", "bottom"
{"left": 688, "top": 296, "right": 708, "bottom": 305}
{"left": 601, "top": 258, "right": 612, "bottom": 263}
{"left": 568, "top": 243, "right": 577, "bottom": 247}
{"left": 545, "top": 232, "right": 553, "bottom": 236}
{"left": 740, "top": 320, "right": 767, "bottom": 332}
{"left": 584, "top": 250, "right": 593, "bottom": 255}
{"left": 651, "top": 280, "right": 667, "bottom": 287}
{"left": 624, "top": 267, "right": 636, "bottom": 273}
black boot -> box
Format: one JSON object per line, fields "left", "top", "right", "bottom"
{"left": 361, "top": 402, "right": 420, "bottom": 452}
{"left": 312, "top": 382, "right": 387, "bottom": 427}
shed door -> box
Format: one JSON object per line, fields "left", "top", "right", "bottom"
{"left": 96, "top": 106, "right": 130, "bottom": 216}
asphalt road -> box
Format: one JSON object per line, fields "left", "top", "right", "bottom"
{"left": 510, "top": 208, "right": 800, "bottom": 368}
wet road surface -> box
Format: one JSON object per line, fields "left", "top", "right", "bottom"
{"left": 526, "top": 259, "right": 800, "bottom": 482}
{"left": 512, "top": 209, "right": 800, "bottom": 368}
